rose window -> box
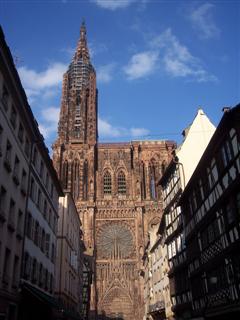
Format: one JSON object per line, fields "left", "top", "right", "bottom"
{"left": 97, "top": 223, "right": 134, "bottom": 259}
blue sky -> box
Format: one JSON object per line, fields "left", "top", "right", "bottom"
{"left": 0, "top": 0, "right": 239, "bottom": 148}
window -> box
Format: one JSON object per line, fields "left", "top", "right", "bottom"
{"left": 26, "top": 212, "right": 32, "bottom": 239}
{"left": 39, "top": 263, "right": 43, "bottom": 286}
{"left": 226, "top": 202, "right": 235, "bottom": 225}
{"left": 17, "top": 210, "right": 23, "bottom": 237}
{"left": 82, "top": 160, "right": 87, "bottom": 200}
{"left": 2, "top": 85, "right": 9, "bottom": 110}
{"left": 236, "top": 192, "right": 240, "bottom": 216}
{"left": 0, "top": 186, "right": 7, "bottom": 221}
{"left": 3, "top": 248, "right": 11, "bottom": 284}
{"left": 41, "top": 229, "right": 45, "bottom": 252}
{"left": 4, "top": 140, "right": 12, "bottom": 171}
{"left": 31, "top": 258, "right": 37, "bottom": 283}
{"left": 23, "top": 252, "right": 31, "bottom": 279}
{"left": 51, "top": 243, "right": 55, "bottom": 263}
{"left": 118, "top": 171, "right": 126, "bottom": 194}
{"left": 24, "top": 137, "right": 30, "bottom": 157}
{"left": 221, "top": 140, "right": 233, "bottom": 167}
{"left": 43, "top": 200, "right": 47, "bottom": 218}
{"left": 13, "top": 156, "right": 20, "bottom": 184}
{"left": 103, "top": 171, "right": 112, "bottom": 195}
{"left": 0, "top": 125, "right": 3, "bottom": 155}
{"left": 32, "top": 147, "right": 37, "bottom": 166}
{"left": 30, "top": 178, "right": 35, "bottom": 201}
{"left": 12, "top": 256, "right": 19, "bottom": 288}
{"left": 37, "top": 189, "right": 42, "bottom": 209}
{"left": 50, "top": 183, "right": 54, "bottom": 198}
{"left": 10, "top": 105, "right": 17, "bottom": 128}
{"left": 21, "top": 169, "right": 27, "bottom": 195}
{"left": 18, "top": 123, "right": 24, "bottom": 143}
{"left": 46, "top": 172, "right": 49, "bottom": 190}
{"left": 39, "top": 160, "right": 44, "bottom": 178}
{"left": 62, "top": 160, "right": 68, "bottom": 189}
{"left": 8, "top": 199, "right": 15, "bottom": 230}
{"left": 45, "top": 234, "right": 50, "bottom": 257}
{"left": 229, "top": 128, "right": 240, "bottom": 157}
{"left": 34, "top": 222, "right": 39, "bottom": 246}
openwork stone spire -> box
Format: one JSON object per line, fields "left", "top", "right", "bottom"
{"left": 74, "top": 21, "right": 90, "bottom": 63}
{"left": 55, "top": 21, "right": 98, "bottom": 145}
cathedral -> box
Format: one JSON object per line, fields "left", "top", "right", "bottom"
{"left": 52, "top": 23, "right": 175, "bottom": 320}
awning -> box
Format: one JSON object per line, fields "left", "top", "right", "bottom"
{"left": 21, "top": 282, "right": 59, "bottom": 308}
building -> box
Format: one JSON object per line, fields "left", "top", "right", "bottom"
{"left": 0, "top": 26, "right": 63, "bottom": 320}
{"left": 179, "top": 105, "right": 240, "bottom": 319}
{"left": 142, "top": 219, "right": 170, "bottom": 320}
{"left": 52, "top": 22, "right": 175, "bottom": 320}
{"left": 0, "top": 26, "right": 30, "bottom": 320}
{"left": 157, "top": 109, "right": 215, "bottom": 319}
{"left": 55, "top": 192, "right": 85, "bottom": 319}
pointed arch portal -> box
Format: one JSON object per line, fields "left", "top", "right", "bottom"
{"left": 100, "top": 287, "right": 134, "bottom": 320}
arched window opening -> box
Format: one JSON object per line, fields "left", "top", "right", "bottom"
{"left": 72, "top": 159, "right": 80, "bottom": 200}
{"left": 141, "top": 162, "right": 146, "bottom": 199}
{"left": 118, "top": 171, "right": 126, "bottom": 194}
{"left": 83, "top": 160, "right": 88, "bottom": 201}
{"left": 62, "top": 160, "right": 68, "bottom": 189}
{"left": 150, "top": 164, "right": 156, "bottom": 200}
{"left": 103, "top": 171, "right": 112, "bottom": 195}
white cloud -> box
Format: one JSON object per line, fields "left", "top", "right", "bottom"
{"left": 189, "top": 3, "right": 220, "bottom": 39}
{"left": 97, "top": 63, "right": 115, "bottom": 83}
{"left": 124, "top": 51, "right": 158, "bottom": 80}
{"left": 151, "top": 28, "right": 217, "bottom": 82}
{"left": 39, "top": 107, "right": 60, "bottom": 139}
{"left": 99, "top": 117, "right": 149, "bottom": 138}
{"left": 130, "top": 127, "right": 149, "bottom": 137}
{"left": 92, "top": 0, "right": 135, "bottom": 10}
{"left": 18, "top": 62, "right": 67, "bottom": 100}
{"left": 98, "top": 118, "right": 123, "bottom": 137}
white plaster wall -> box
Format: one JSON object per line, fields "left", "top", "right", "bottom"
{"left": 177, "top": 109, "right": 216, "bottom": 187}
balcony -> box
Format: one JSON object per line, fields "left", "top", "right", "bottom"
{"left": 149, "top": 300, "right": 165, "bottom": 313}
{"left": 201, "top": 237, "right": 224, "bottom": 265}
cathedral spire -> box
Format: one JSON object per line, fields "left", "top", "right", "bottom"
{"left": 74, "top": 20, "right": 90, "bottom": 62}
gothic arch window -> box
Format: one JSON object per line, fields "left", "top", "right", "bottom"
{"left": 149, "top": 159, "right": 157, "bottom": 200}
{"left": 62, "top": 160, "right": 68, "bottom": 189}
{"left": 83, "top": 160, "right": 88, "bottom": 200}
{"left": 140, "top": 162, "right": 146, "bottom": 199}
{"left": 72, "top": 159, "right": 80, "bottom": 200}
{"left": 118, "top": 171, "right": 126, "bottom": 194}
{"left": 103, "top": 171, "right": 112, "bottom": 195}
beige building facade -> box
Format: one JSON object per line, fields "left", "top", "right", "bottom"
{"left": 56, "top": 192, "right": 85, "bottom": 317}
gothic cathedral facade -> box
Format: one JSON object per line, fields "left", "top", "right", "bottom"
{"left": 52, "top": 23, "right": 175, "bottom": 320}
